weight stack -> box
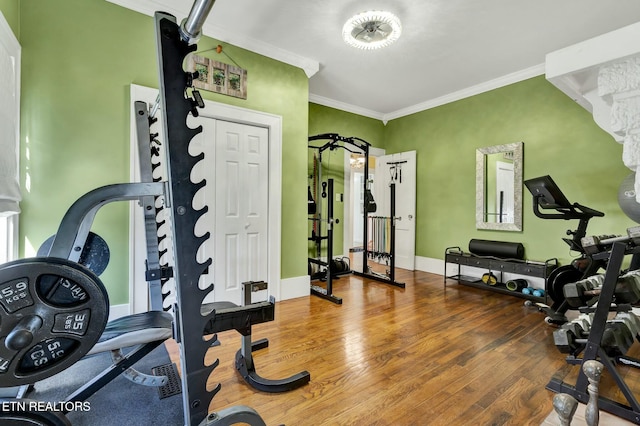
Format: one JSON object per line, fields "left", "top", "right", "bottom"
{"left": 468, "top": 239, "right": 525, "bottom": 260}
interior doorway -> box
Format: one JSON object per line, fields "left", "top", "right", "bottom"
{"left": 344, "top": 147, "right": 384, "bottom": 255}
{"left": 129, "top": 84, "right": 283, "bottom": 313}
{"left": 351, "top": 164, "right": 374, "bottom": 248}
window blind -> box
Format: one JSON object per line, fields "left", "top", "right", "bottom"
{"left": 0, "top": 13, "right": 20, "bottom": 216}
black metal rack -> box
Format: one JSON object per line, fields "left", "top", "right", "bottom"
{"left": 443, "top": 246, "right": 557, "bottom": 304}
{"left": 308, "top": 133, "right": 404, "bottom": 299}
{"left": 308, "top": 178, "right": 343, "bottom": 304}
{"left": 546, "top": 241, "right": 640, "bottom": 424}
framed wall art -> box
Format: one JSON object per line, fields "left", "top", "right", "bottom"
{"left": 188, "top": 54, "right": 247, "bottom": 100}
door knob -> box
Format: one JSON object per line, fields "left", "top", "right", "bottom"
{"left": 408, "top": 215, "right": 413, "bottom": 220}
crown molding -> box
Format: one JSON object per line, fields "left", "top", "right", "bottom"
{"left": 105, "top": 0, "right": 319, "bottom": 77}
{"left": 105, "top": 0, "right": 544, "bottom": 123}
{"left": 312, "top": 64, "right": 545, "bottom": 124}
{"left": 309, "top": 93, "right": 386, "bottom": 122}
{"left": 383, "top": 63, "right": 545, "bottom": 122}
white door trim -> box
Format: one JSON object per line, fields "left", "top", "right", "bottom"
{"left": 128, "top": 84, "right": 282, "bottom": 313}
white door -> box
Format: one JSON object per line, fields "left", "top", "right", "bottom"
{"left": 495, "top": 161, "right": 514, "bottom": 223}
{"left": 212, "top": 121, "right": 269, "bottom": 303}
{"left": 374, "top": 151, "right": 416, "bottom": 270}
{"left": 129, "top": 85, "right": 280, "bottom": 313}
{"left": 175, "top": 119, "right": 269, "bottom": 306}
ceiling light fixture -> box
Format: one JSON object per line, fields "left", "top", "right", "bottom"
{"left": 342, "top": 10, "right": 402, "bottom": 50}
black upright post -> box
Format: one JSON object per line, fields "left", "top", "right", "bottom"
{"left": 362, "top": 146, "right": 369, "bottom": 274}
{"left": 315, "top": 152, "right": 323, "bottom": 258}
{"left": 389, "top": 183, "right": 396, "bottom": 284}
{"left": 310, "top": 178, "right": 342, "bottom": 304}
{"left": 326, "top": 179, "right": 334, "bottom": 296}
{"left": 133, "top": 101, "right": 164, "bottom": 311}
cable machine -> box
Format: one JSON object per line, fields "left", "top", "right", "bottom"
{"left": 308, "top": 133, "right": 404, "bottom": 299}
{"left": 365, "top": 159, "right": 408, "bottom": 286}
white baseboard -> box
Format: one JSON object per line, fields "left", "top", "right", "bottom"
{"left": 108, "top": 303, "right": 130, "bottom": 321}
{"left": 279, "top": 275, "right": 310, "bottom": 301}
{"left": 415, "top": 256, "right": 445, "bottom": 275}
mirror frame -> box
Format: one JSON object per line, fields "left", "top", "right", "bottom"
{"left": 476, "top": 141, "right": 523, "bottom": 231}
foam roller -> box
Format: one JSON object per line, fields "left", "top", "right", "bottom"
{"left": 506, "top": 279, "right": 527, "bottom": 291}
{"left": 468, "top": 239, "right": 525, "bottom": 259}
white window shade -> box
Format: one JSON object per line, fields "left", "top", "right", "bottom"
{"left": 0, "top": 12, "right": 21, "bottom": 216}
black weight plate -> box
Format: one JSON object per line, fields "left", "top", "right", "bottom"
{"left": 37, "top": 232, "right": 110, "bottom": 276}
{"left": 0, "top": 398, "right": 71, "bottom": 426}
{"left": 548, "top": 265, "right": 583, "bottom": 304}
{"left": 0, "top": 257, "right": 109, "bottom": 387}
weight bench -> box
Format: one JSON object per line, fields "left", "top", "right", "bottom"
{"left": 45, "top": 310, "right": 174, "bottom": 410}
{"left": 202, "top": 281, "right": 311, "bottom": 393}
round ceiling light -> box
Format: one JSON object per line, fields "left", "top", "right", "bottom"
{"left": 342, "top": 10, "right": 402, "bottom": 50}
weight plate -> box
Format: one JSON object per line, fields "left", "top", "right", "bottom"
{"left": 0, "top": 398, "right": 71, "bottom": 426}
{"left": 0, "top": 257, "right": 109, "bottom": 387}
{"left": 548, "top": 265, "right": 583, "bottom": 304}
{"left": 37, "top": 232, "right": 110, "bottom": 276}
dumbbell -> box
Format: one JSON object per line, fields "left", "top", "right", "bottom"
{"left": 573, "top": 313, "right": 594, "bottom": 333}
{"left": 613, "top": 311, "right": 640, "bottom": 339}
{"left": 601, "top": 321, "right": 635, "bottom": 357}
{"left": 553, "top": 324, "right": 582, "bottom": 354}
{"left": 614, "top": 270, "right": 640, "bottom": 304}
{"left": 522, "top": 287, "right": 544, "bottom": 297}
{"left": 581, "top": 235, "right": 605, "bottom": 256}
{"left": 563, "top": 274, "right": 605, "bottom": 308}
{"left": 628, "top": 226, "right": 640, "bottom": 246}
{"left": 581, "top": 234, "right": 621, "bottom": 256}
{"left": 553, "top": 313, "right": 593, "bottom": 353}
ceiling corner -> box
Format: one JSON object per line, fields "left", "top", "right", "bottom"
{"left": 104, "top": 0, "right": 319, "bottom": 76}
{"left": 309, "top": 94, "right": 385, "bottom": 122}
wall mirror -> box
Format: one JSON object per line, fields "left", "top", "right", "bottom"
{"left": 476, "top": 141, "right": 523, "bottom": 231}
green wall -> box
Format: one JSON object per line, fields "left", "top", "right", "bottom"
{"left": 383, "top": 76, "right": 636, "bottom": 266}
{"left": 9, "top": 0, "right": 309, "bottom": 305}
{"left": 7, "top": 0, "right": 636, "bottom": 305}
{"left": 0, "top": 0, "right": 19, "bottom": 38}
{"left": 308, "top": 103, "right": 385, "bottom": 256}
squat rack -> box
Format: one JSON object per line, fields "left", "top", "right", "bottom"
{"left": 308, "top": 133, "right": 405, "bottom": 292}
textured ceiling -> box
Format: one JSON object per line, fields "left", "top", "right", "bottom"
{"left": 114, "top": 0, "right": 640, "bottom": 120}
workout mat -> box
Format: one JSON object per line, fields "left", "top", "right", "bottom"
{"left": 29, "top": 344, "right": 183, "bottom": 425}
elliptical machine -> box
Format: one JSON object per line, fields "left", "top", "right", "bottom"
{"left": 524, "top": 175, "right": 606, "bottom": 325}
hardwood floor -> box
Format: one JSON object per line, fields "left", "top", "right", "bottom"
{"left": 166, "top": 269, "right": 640, "bottom": 425}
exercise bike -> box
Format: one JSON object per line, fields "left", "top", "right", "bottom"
{"left": 524, "top": 175, "right": 607, "bottom": 325}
